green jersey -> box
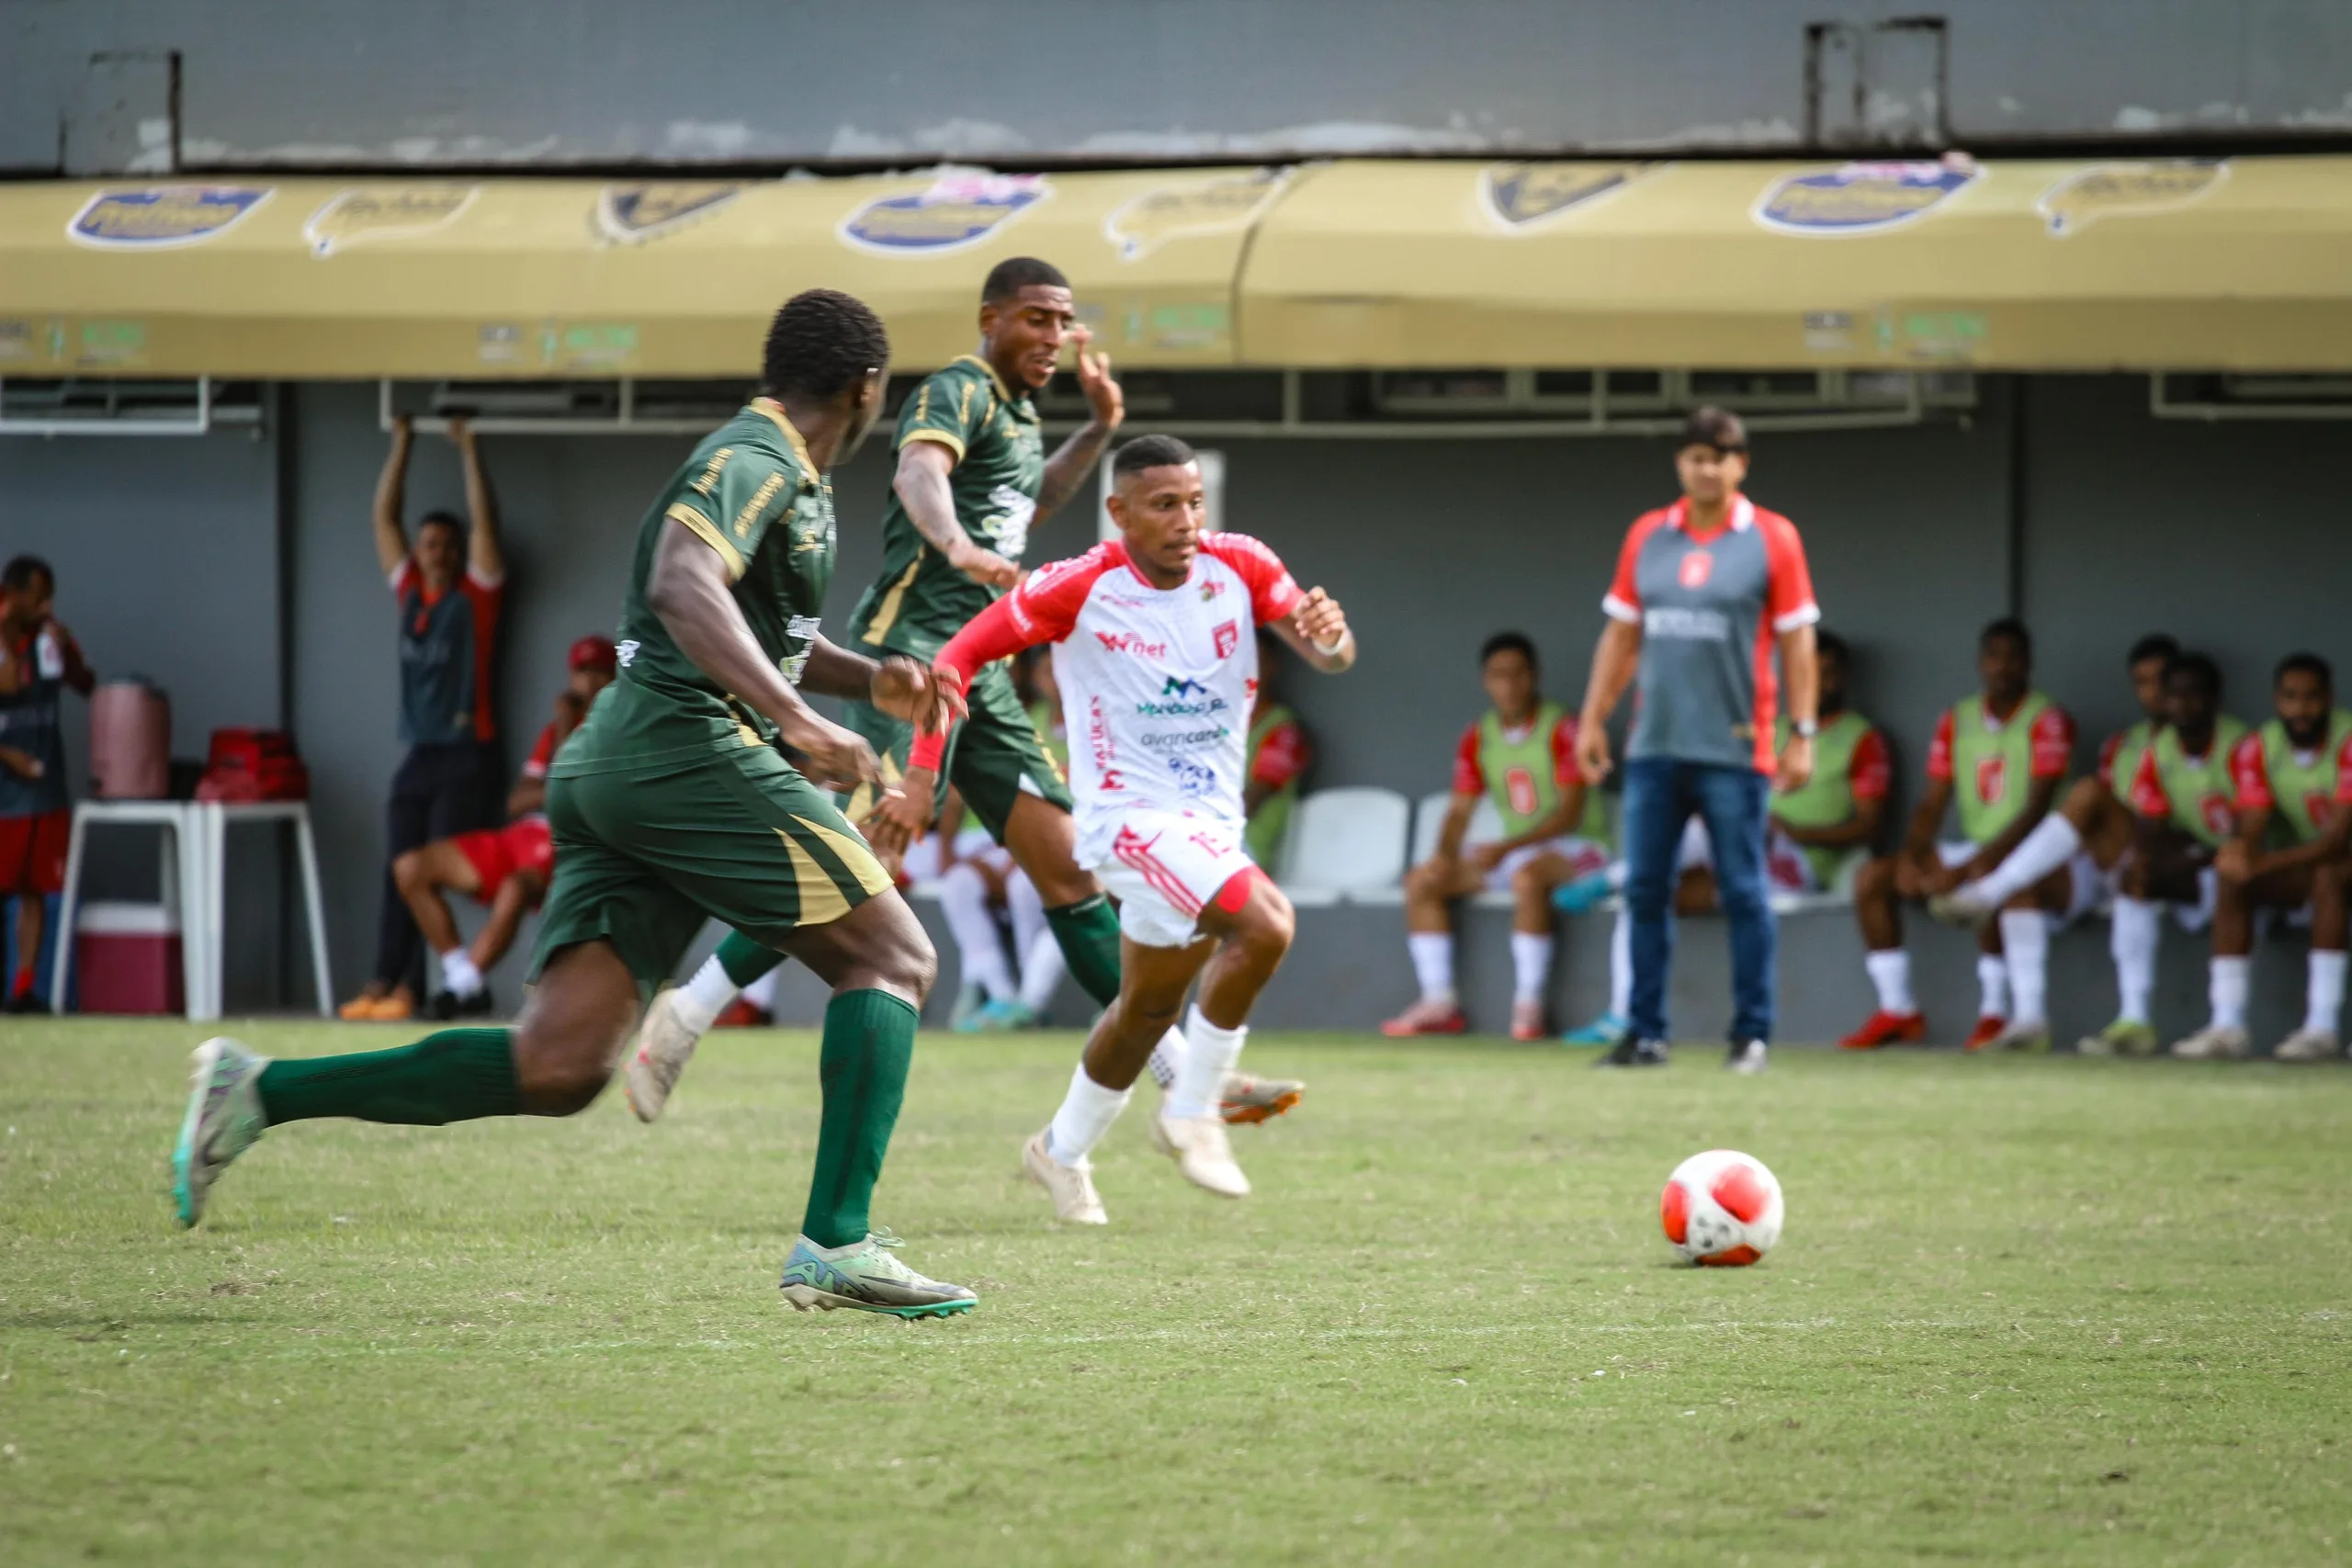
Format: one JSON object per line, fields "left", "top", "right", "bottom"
{"left": 2240, "top": 711, "right": 2352, "bottom": 844}
{"left": 1770, "top": 709, "right": 1885, "bottom": 887}
{"left": 1465, "top": 703, "right": 1611, "bottom": 846}
{"left": 848, "top": 355, "right": 1046, "bottom": 660}
{"left": 2103, "top": 717, "right": 2157, "bottom": 798}
{"left": 568, "top": 400, "right": 835, "bottom": 770}
{"left": 1942, "top": 691, "right": 2072, "bottom": 846}
{"left": 2132, "top": 716, "right": 2249, "bottom": 848}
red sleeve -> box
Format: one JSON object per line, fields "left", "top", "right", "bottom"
{"left": 1758, "top": 511, "right": 1821, "bottom": 633}
{"left": 390, "top": 558, "right": 416, "bottom": 595}
{"left": 2129, "top": 746, "right": 2170, "bottom": 818}
{"left": 1202, "top": 533, "right": 1306, "bottom": 626}
{"left": 1250, "top": 721, "right": 1308, "bottom": 789}
{"left": 910, "top": 547, "right": 1111, "bottom": 772}
{"left": 1848, "top": 727, "right": 1892, "bottom": 800}
{"left": 1452, "top": 723, "right": 1486, "bottom": 795}
{"left": 2229, "top": 733, "right": 2273, "bottom": 812}
{"left": 522, "top": 722, "right": 558, "bottom": 780}
{"left": 2029, "top": 706, "right": 2075, "bottom": 779}
{"left": 1925, "top": 709, "right": 1955, "bottom": 782}
{"left": 1551, "top": 713, "right": 1585, "bottom": 788}
{"left": 1601, "top": 512, "right": 1663, "bottom": 623}
{"left": 2097, "top": 731, "right": 2123, "bottom": 776}
{"left": 2335, "top": 733, "right": 2352, "bottom": 804}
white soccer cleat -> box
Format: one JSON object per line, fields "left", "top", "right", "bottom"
{"left": 1724, "top": 1039, "right": 1770, "bottom": 1075}
{"left": 1021, "top": 1130, "right": 1108, "bottom": 1224}
{"left": 2169, "top": 1024, "right": 2252, "bottom": 1061}
{"left": 172, "top": 1036, "right": 270, "bottom": 1228}
{"left": 622, "top": 987, "right": 706, "bottom": 1123}
{"left": 1928, "top": 882, "right": 2000, "bottom": 928}
{"left": 1148, "top": 1109, "right": 1250, "bottom": 1199}
{"left": 2271, "top": 1027, "right": 2342, "bottom": 1064}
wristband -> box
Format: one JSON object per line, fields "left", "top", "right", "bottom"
{"left": 1792, "top": 719, "right": 1818, "bottom": 739}
{"left": 1312, "top": 630, "right": 1347, "bottom": 656}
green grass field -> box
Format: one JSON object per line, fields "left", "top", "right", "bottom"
{"left": 4, "top": 1020, "right": 2350, "bottom": 1565}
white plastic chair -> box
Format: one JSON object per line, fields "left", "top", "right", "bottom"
{"left": 1277, "top": 787, "right": 1412, "bottom": 904}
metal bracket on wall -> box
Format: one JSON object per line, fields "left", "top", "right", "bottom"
{"left": 0, "top": 377, "right": 265, "bottom": 436}
{"left": 2150, "top": 372, "right": 2352, "bottom": 421}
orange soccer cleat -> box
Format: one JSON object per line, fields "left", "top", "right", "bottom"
{"left": 1380, "top": 998, "right": 1468, "bottom": 1037}
{"left": 1962, "top": 1014, "right": 2008, "bottom": 1052}
{"left": 1839, "top": 1010, "right": 1927, "bottom": 1050}
{"left": 714, "top": 998, "right": 772, "bottom": 1029}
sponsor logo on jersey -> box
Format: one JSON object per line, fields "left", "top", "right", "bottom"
{"left": 2199, "top": 793, "right": 2235, "bottom": 839}
{"left": 1089, "top": 694, "right": 1120, "bottom": 784}
{"left": 304, "top": 186, "right": 476, "bottom": 256}
{"left": 598, "top": 183, "right": 742, "bottom": 243}
{"left": 1975, "top": 755, "right": 2008, "bottom": 806}
{"left": 1102, "top": 167, "right": 1290, "bottom": 261}
{"left": 69, "top": 186, "right": 272, "bottom": 248}
{"left": 781, "top": 615, "right": 821, "bottom": 685}
{"left": 839, "top": 172, "right": 1048, "bottom": 254}
{"left": 1136, "top": 699, "right": 1228, "bottom": 717}
{"left": 1480, "top": 162, "right": 1652, "bottom": 231}
{"left": 1213, "top": 620, "right": 1240, "bottom": 659}
{"left": 983, "top": 485, "right": 1036, "bottom": 558}
{"left": 1678, "top": 550, "right": 1714, "bottom": 589}
{"left": 2035, "top": 160, "right": 2227, "bottom": 237}
{"left": 1199, "top": 580, "right": 1227, "bottom": 602}
{"left": 1095, "top": 631, "right": 1170, "bottom": 660}
{"left": 616, "top": 639, "right": 640, "bottom": 667}
{"left": 1140, "top": 727, "right": 1231, "bottom": 749}
{"left": 1643, "top": 606, "right": 1730, "bottom": 643}
{"left": 1161, "top": 677, "right": 1211, "bottom": 698}
{"left": 1753, "top": 159, "right": 1978, "bottom": 235}
{"left": 1167, "top": 754, "right": 1219, "bottom": 796}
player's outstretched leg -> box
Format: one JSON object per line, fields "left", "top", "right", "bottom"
{"left": 1149, "top": 871, "right": 1297, "bottom": 1196}
{"left": 624, "top": 929, "right": 782, "bottom": 1122}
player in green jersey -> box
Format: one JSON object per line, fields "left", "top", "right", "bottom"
{"left": 2179, "top": 652, "right": 2352, "bottom": 1061}
{"left": 172, "top": 291, "right": 982, "bottom": 1317}
{"left": 1847, "top": 619, "right": 2077, "bottom": 1052}
{"left": 1930, "top": 633, "right": 2182, "bottom": 1055}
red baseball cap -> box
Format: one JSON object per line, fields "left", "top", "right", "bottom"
{"left": 568, "top": 635, "right": 617, "bottom": 673}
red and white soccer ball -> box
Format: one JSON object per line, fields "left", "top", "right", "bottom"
{"left": 1660, "top": 1149, "right": 1783, "bottom": 1266}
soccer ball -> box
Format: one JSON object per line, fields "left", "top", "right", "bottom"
{"left": 1660, "top": 1149, "right": 1783, "bottom": 1266}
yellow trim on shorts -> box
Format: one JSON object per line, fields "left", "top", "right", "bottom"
{"left": 796, "top": 814, "right": 897, "bottom": 897}
{"left": 665, "top": 501, "right": 744, "bottom": 581}
{"left": 859, "top": 554, "right": 925, "bottom": 643}
{"left": 779, "top": 832, "right": 854, "bottom": 927}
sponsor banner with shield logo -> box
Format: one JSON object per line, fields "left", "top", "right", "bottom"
{"left": 840, "top": 172, "right": 1047, "bottom": 255}
{"left": 2036, "top": 161, "right": 2228, "bottom": 237}
{"left": 1102, "top": 169, "right": 1291, "bottom": 261}
{"left": 1753, "top": 159, "right": 1978, "bottom": 236}
{"left": 597, "top": 183, "right": 742, "bottom": 244}
{"left": 69, "top": 186, "right": 272, "bottom": 248}
{"left": 305, "top": 186, "right": 477, "bottom": 257}
{"left": 1479, "top": 163, "right": 1654, "bottom": 231}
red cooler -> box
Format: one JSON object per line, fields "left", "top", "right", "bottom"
{"left": 74, "top": 901, "right": 185, "bottom": 1014}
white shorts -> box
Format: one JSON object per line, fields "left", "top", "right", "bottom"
{"left": 1472, "top": 835, "right": 1611, "bottom": 890}
{"left": 899, "top": 826, "right": 1003, "bottom": 886}
{"left": 1676, "top": 819, "right": 1819, "bottom": 895}
{"left": 1940, "top": 838, "right": 2113, "bottom": 930}
{"left": 1093, "top": 808, "right": 1259, "bottom": 948}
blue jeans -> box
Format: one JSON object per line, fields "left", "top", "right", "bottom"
{"left": 1622, "top": 756, "right": 1775, "bottom": 1045}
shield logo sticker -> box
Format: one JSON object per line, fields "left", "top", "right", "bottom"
{"left": 305, "top": 186, "right": 476, "bottom": 256}
{"left": 1754, "top": 160, "right": 1978, "bottom": 235}
{"left": 1102, "top": 168, "right": 1290, "bottom": 261}
{"left": 840, "top": 173, "right": 1048, "bottom": 255}
{"left": 1480, "top": 163, "right": 1651, "bottom": 231}
{"left": 69, "top": 186, "right": 272, "bottom": 248}
{"left": 598, "top": 183, "right": 742, "bottom": 244}
{"left": 2035, "top": 161, "right": 2227, "bottom": 237}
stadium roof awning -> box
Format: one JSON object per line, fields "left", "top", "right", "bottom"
{"left": 2, "top": 156, "right": 2348, "bottom": 378}
{"left": 0, "top": 169, "right": 1274, "bottom": 378}
{"left": 1236, "top": 156, "right": 2352, "bottom": 371}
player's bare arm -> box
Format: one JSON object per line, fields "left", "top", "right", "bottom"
{"left": 49, "top": 622, "right": 93, "bottom": 695}
{"left": 449, "top": 416, "right": 503, "bottom": 581}
{"left": 1893, "top": 779, "right": 1955, "bottom": 897}
{"left": 801, "top": 637, "right": 966, "bottom": 733}
{"left": 896, "top": 441, "right": 1018, "bottom": 590}
{"left": 645, "top": 521, "right": 880, "bottom": 792}
{"left": 1268, "top": 585, "right": 1355, "bottom": 674}
{"left": 1032, "top": 327, "right": 1124, "bottom": 520}
{"left": 371, "top": 412, "right": 413, "bottom": 576}
{"left": 1576, "top": 619, "right": 1642, "bottom": 783}
{"left": 1774, "top": 624, "right": 1819, "bottom": 792}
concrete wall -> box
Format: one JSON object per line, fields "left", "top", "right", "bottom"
{"left": 9, "top": 0, "right": 2352, "bottom": 174}
{"left": 6, "top": 374, "right": 2346, "bottom": 1042}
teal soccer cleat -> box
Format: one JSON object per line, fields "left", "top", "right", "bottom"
{"left": 778, "top": 1235, "right": 978, "bottom": 1319}
{"left": 171, "top": 1036, "right": 270, "bottom": 1228}
{"left": 1561, "top": 1011, "right": 1630, "bottom": 1048}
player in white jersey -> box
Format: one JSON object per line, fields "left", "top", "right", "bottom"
{"left": 909, "top": 435, "right": 1356, "bottom": 1224}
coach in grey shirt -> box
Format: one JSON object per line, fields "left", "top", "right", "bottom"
{"left": 1575, "top": 407, "right": 1821, "bottom": 1072}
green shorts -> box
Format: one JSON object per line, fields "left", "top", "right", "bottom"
{"left": 529, "top": 740, "right": 896, "bottom": 999}
{"left": 837, "top": 657, "right": 1070, "bottom": 841}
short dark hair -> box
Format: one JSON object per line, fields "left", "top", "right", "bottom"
{"left": 1111, "top": 434, "right": 1197, "bottom": 482}
{"left": 1981, "top": 616, "right": 2032, "bottom": 659}
{"left": 1679, "top": 405, "right": 1747, "bottom": 454}
{"left": 2166, "top": 650, "right": 2222, "bottom": 699}
{"left": 2127, "top": 633, "right": 2179, "bottom": 668}
{"left": 1815, "top": 628, "right": 1850, "bottom": 666}
{"left": 982, "top": 256, "right": 1069, "bottom": 303}
{"left": 762, "top": 288, "right": 890, "bottom": 402}
{"left": 2, "top": 554, "right": 53, "bottom": 592}
{"left": 417, "top": 510, "right": 464, "bottom": 536}
{"left": 1480, "top": 631, "right": 1537, "bottom": 671}
{"left": 2276, "top": 650, "right": 2333, "bottom": 690}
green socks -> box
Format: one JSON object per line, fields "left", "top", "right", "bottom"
{"left": 801, "top": 989, "right": 918, "bottom": 1249}
{"left": 715, "top": 929, "right": 786, "bottom": 987}
{"left": 1045, "top": 894, "right": 1125, "bottom": 1009}
{"left": 256, "top": 1028, "right": 521, "bottom": 1126}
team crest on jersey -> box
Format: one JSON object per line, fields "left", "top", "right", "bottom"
{"left": 1214, "top": 620, "right": 1240, "bottom": 659}
{"left": 1754, "top": 159, "right": 1978, "bottom": 235}
{"left": 598, "top": 183, "right": 742, "bottom": 243}
{"left": 305, "top": 186, "right": 476, "bottom": 256}
{"left": 69, "top": 186, "right": 271, "bottom": 248}
{"left": 1479, "top": 163, "right": 1652, "bottom": 231}
{"left": 2035, "top": 161, "right": 2227, "bottom": 237}
{"left": 1102, "top": 168, "right": 1290, "bottom": 261}
{"left": 839, "top": 173, "right": 1048, "bottom": 254}
{"left": 1199, "top": 580, "right": 1227, "bottom": 602}
{"left": 1976, "top": 755, "right": 2008, "bottom": 805}
{"left": 1678, "top": 551, "right": 1714, "bottom": 590}
{"left": 2199, "top": 793, "right": 2235, "bottom": 839}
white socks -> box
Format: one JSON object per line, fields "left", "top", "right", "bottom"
{"left": 1865, "top": 948, "right": 1915, "bottom": 1016}
{"left": 742, "top": 968, "right": 778, "bottom": 1011}
{"left": 1046, "top": 1062, "right": 1132, "bottom": 1166}
{"left": 1998, "top": 909, "right": 2050, "bottom": 1027}
{"left": 436, "top": 947, "right": 483, "bottom": 998}
{"left": 2306, "top": 950, "right": 2347, "bottom": 1037}
{"left": 1972, "top": 814, "right": 2082, "bottom": 908}
{"left": 938, "top": 863, "right": 1016, "bottom": 999}
{"left": 671, "top": 953, "right": 741, "bottom": 1033}
{"left": 2110, "top": 896, "right": 2159, "bottom": 1024}
{"left": 1977, "top": 954, "right": 2011, "bottom": 1020}
{"left": 1608, "top": 909, "right": 1633, "bottom": 1018}
{"left": 2210, "top": 955, "right": 2250, "bottom": 1031}
{"left": 1408, "top": 931, "right": 1455, "bottom": 1006}
{"left": 1510, "top": 932, "right": 1554, "bottom": 1006}
{"left": 1018, "top": 930, "right": 1068, "bottom": 1013}
{"left": 1145, "top": 1028, "right": 1184, "bottom": 1089}
{"left": 1168, "top": 1005, "right": 1247, "bottom": 1122}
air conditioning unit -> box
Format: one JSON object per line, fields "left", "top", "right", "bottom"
{"left": 0, "top": 378, "right": 264, "bottom": 436}
{"left": 2154, "top": 373, "right": 2352, "bottom": 420}
{"left": 381, "top": 378, "right": 757, "bottom": 434}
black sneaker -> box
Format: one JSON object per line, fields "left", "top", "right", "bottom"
{"left": 1725, "top": 1039, "right": 1769, "bottom": 1074}
{"left": 1595, "top": 1038, "right": 1669, "bottom": 1067}
{"left": 6, "top": 990, "right": 51, "bottom": 1015}
{"left": 430, "top": 987, "right": 495, "bottom": 1021}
